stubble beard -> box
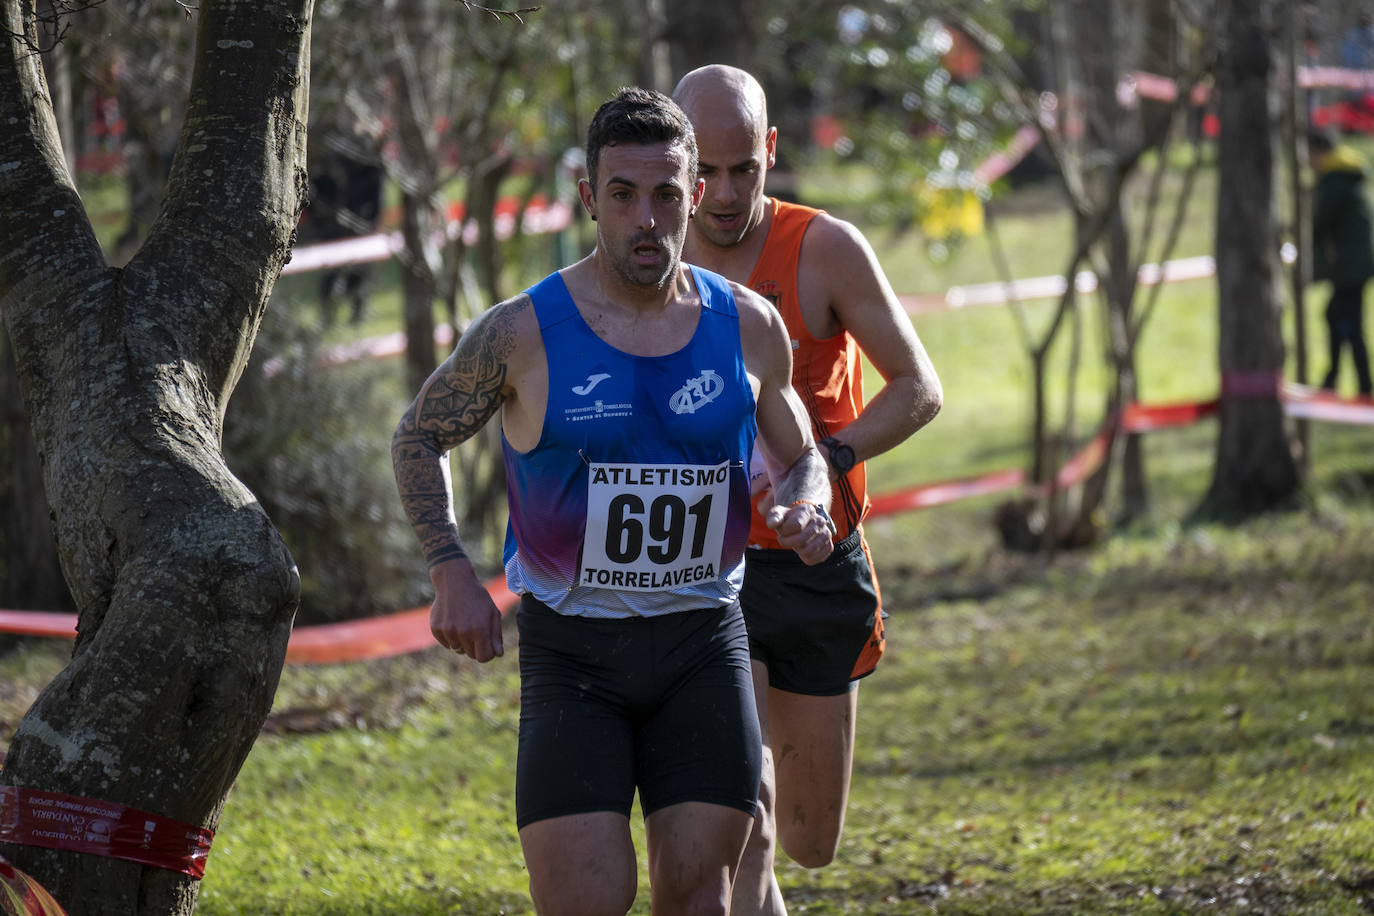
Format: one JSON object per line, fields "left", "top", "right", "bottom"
{"left": 606, "top": 227, "right": 686, "bottom": 291}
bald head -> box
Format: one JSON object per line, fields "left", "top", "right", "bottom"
{"left": 672, "top": 66, "right": 777, "bottom": 251}
{"left": 673, "top": 65, "right": 769, "bottom": 139}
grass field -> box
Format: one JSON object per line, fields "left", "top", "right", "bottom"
{"left": 6, "top": 154, "right": 1374, "bottom": 913}
{"left": 180, "top": 433, "right": 1374, "bottom": 915}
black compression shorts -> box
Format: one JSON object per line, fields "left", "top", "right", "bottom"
{"left": 740, "top": 526, "right": 885, "bottom": 697}
{"left": 514, "top": 596, "right": 762, "bottom": 830}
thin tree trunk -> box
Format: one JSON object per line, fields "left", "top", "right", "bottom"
{"left": 1199, "top": 0, "right": 1300, "bottom": 518}
{"left": 1138, "top": 0, "right": 1177, "bottom": 150}
{"left": 470, "top": 154, "right": 514, "bottom": 307}
{"left": 386, "top": 0, "right": 441, "bottom": 396}
{"left": 1106, "top": 208, "right": 1149, "bottom": 520}
{"left": 399, "top": 191, "right": 439, "bottom": 395}
{"left": 1285, "top": 0, "right": 1311, "bottom": 474}
{"left": 38, "top": 1, "right": 75, "bottom": 178}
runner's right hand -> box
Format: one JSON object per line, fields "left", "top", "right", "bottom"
{"left": 429, "top": 558, "right": 504, "bottom": 662}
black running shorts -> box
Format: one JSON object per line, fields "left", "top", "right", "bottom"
{"left": 740, "top": 527, "right": 885, "bottom": 697}
{"left": 514, "top": 596, "right": 762, "bottom": 830}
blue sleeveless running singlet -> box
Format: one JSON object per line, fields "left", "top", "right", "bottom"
{"left": 502, "top": 266, "right": 757, "bottom": 618}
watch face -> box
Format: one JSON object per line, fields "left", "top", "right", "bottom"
{"left": 825, "top": 438, "right": 856, "bottom": 474}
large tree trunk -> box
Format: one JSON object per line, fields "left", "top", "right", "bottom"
{"left": 0, "top": 1, "right": 310, "bottom": 911}
{"left": 1199, "top": 0, "right": 1300, "bottom": 517}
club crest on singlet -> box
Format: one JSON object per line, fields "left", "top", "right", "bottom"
{"left": 669, "top": 370, "right": 724, "bottom": 415}
{"left": 580, "top": 459, "right": 731, "bottom": 591}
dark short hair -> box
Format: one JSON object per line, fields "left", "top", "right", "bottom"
{"left": 585, "top": 87, "right": 697, "bottom": 190}
{"left": 1308, "top": 128, "right": 1336, "bottom": 153}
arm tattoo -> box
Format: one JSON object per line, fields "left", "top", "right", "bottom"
{"left": 392, "top": 297, "right": 529, "bottom": 566}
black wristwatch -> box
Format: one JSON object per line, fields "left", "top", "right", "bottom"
{"left": 819, "top": 436, "right": 856, "bottom": 476}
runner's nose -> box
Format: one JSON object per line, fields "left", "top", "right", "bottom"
{"left": 635, "top": 196, "right": 656, "bottom": 232}
{"left": 708, "top": 174, "right": 737, "bottom": 208}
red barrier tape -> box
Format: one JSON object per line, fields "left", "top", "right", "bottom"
{"left": 0, "top": 612, "right": 79, "bottom": 640}
{"left": 2, "top": 390, "right": 1371, "bottom": 662}
{"left": 0, "top": 787, "right": 212, "bottom": 879}
{"left": 1122, "top": 398, "right": 1218, "bottom": 432}
{"left": 283, "top": 575, "right": 520, "bottom": 665}
{"left": 1282, "top": 382, "right": 1374, "bottom": 424}
{"left": 0, "top": 577, "right": 520, "bottom": 667}
{"left": 868, "top": 468, "right": 1026, "bottom": 519}
{"left": 282, "top": 198, "right": 573, "bottom": 278}
{"left": 1050, "top": 427, "right": 1111, "bottom": 491}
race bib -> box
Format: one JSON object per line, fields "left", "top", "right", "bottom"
{"left": 581, "top": 460, "right": 731, "bottom": 591}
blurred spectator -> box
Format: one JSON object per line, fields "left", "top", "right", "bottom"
{"left": 1310, "top": 129, "right": 1374, "bottom": 396}
{"left": 1342, "top": 13, "right": 1374, "bottom": 72}
{"left": 307, "top": 128, "right": 384, "bottom": 326}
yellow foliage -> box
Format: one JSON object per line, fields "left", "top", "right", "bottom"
{"left": 916, "top": 185, "right": 984, "bottom": 240}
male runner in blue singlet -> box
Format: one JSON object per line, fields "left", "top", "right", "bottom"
{"left": 392, "top": 87, "right": 837, "bottom": 916}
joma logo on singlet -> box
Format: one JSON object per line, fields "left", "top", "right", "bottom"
{"left": 669, "top": 370, "right": 724, "bottom": 415}
{"left": 572, "top": 373, "right": 612, "bottom": 395}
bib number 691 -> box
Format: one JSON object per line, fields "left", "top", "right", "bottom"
{"left": 581, "top": 461, "right": 732, "bottom": 591}
{"left": 605, "top": 493, "right": 713, "bottom": 565}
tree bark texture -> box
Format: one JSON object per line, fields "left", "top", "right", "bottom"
{"left": 1202, "top": 0, "right": 1300, "bottom": 517}
{"left": 0, "top": 1, "right": 310, "bottom": 911}
{"left": 2, "top": 333, "right": 69, "bottom": 611}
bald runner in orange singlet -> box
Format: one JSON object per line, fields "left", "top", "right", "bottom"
{"left": 675, "top": 66, "right": 943, "bottom": 916}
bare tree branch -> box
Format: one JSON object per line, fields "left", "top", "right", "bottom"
{"left": 456, "top": 0, "right": 540, "bottom": 23}
{"left": 4, "top": 0, "right": 105, "bottom": 55}
{"left": 983, "top": 205, "right": 1036, "bottom": 353}
{"left": 1131, "top": 126, "right": 1207, "bottom": 344}
{"left": 951, "top": 8, "right": 1096, "bottom": 220}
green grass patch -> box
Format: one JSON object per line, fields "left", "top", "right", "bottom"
{"left": 185, "top": 444, "right": 1374, "bottom": 913}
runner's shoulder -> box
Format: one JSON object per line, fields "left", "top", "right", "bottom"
{"left": 458, "top": 291, "right": 538, "bottom": 357}
{"left": 801, "top": 211, "right": 876, "bottom": 268}
{"left": 728, "top": 281, "right": 781, "bottom": 333}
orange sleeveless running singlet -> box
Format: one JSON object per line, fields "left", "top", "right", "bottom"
{"left": 747, "top": 197, "right": 868, "bottom": 548}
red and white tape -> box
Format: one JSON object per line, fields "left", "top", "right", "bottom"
{"left": 0, "top": 786, "right": 212, "bottom": 880}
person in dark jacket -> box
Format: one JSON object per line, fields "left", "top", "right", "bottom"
{"left": 1310, "top": 129, "right": 1374, "bottom": 396}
